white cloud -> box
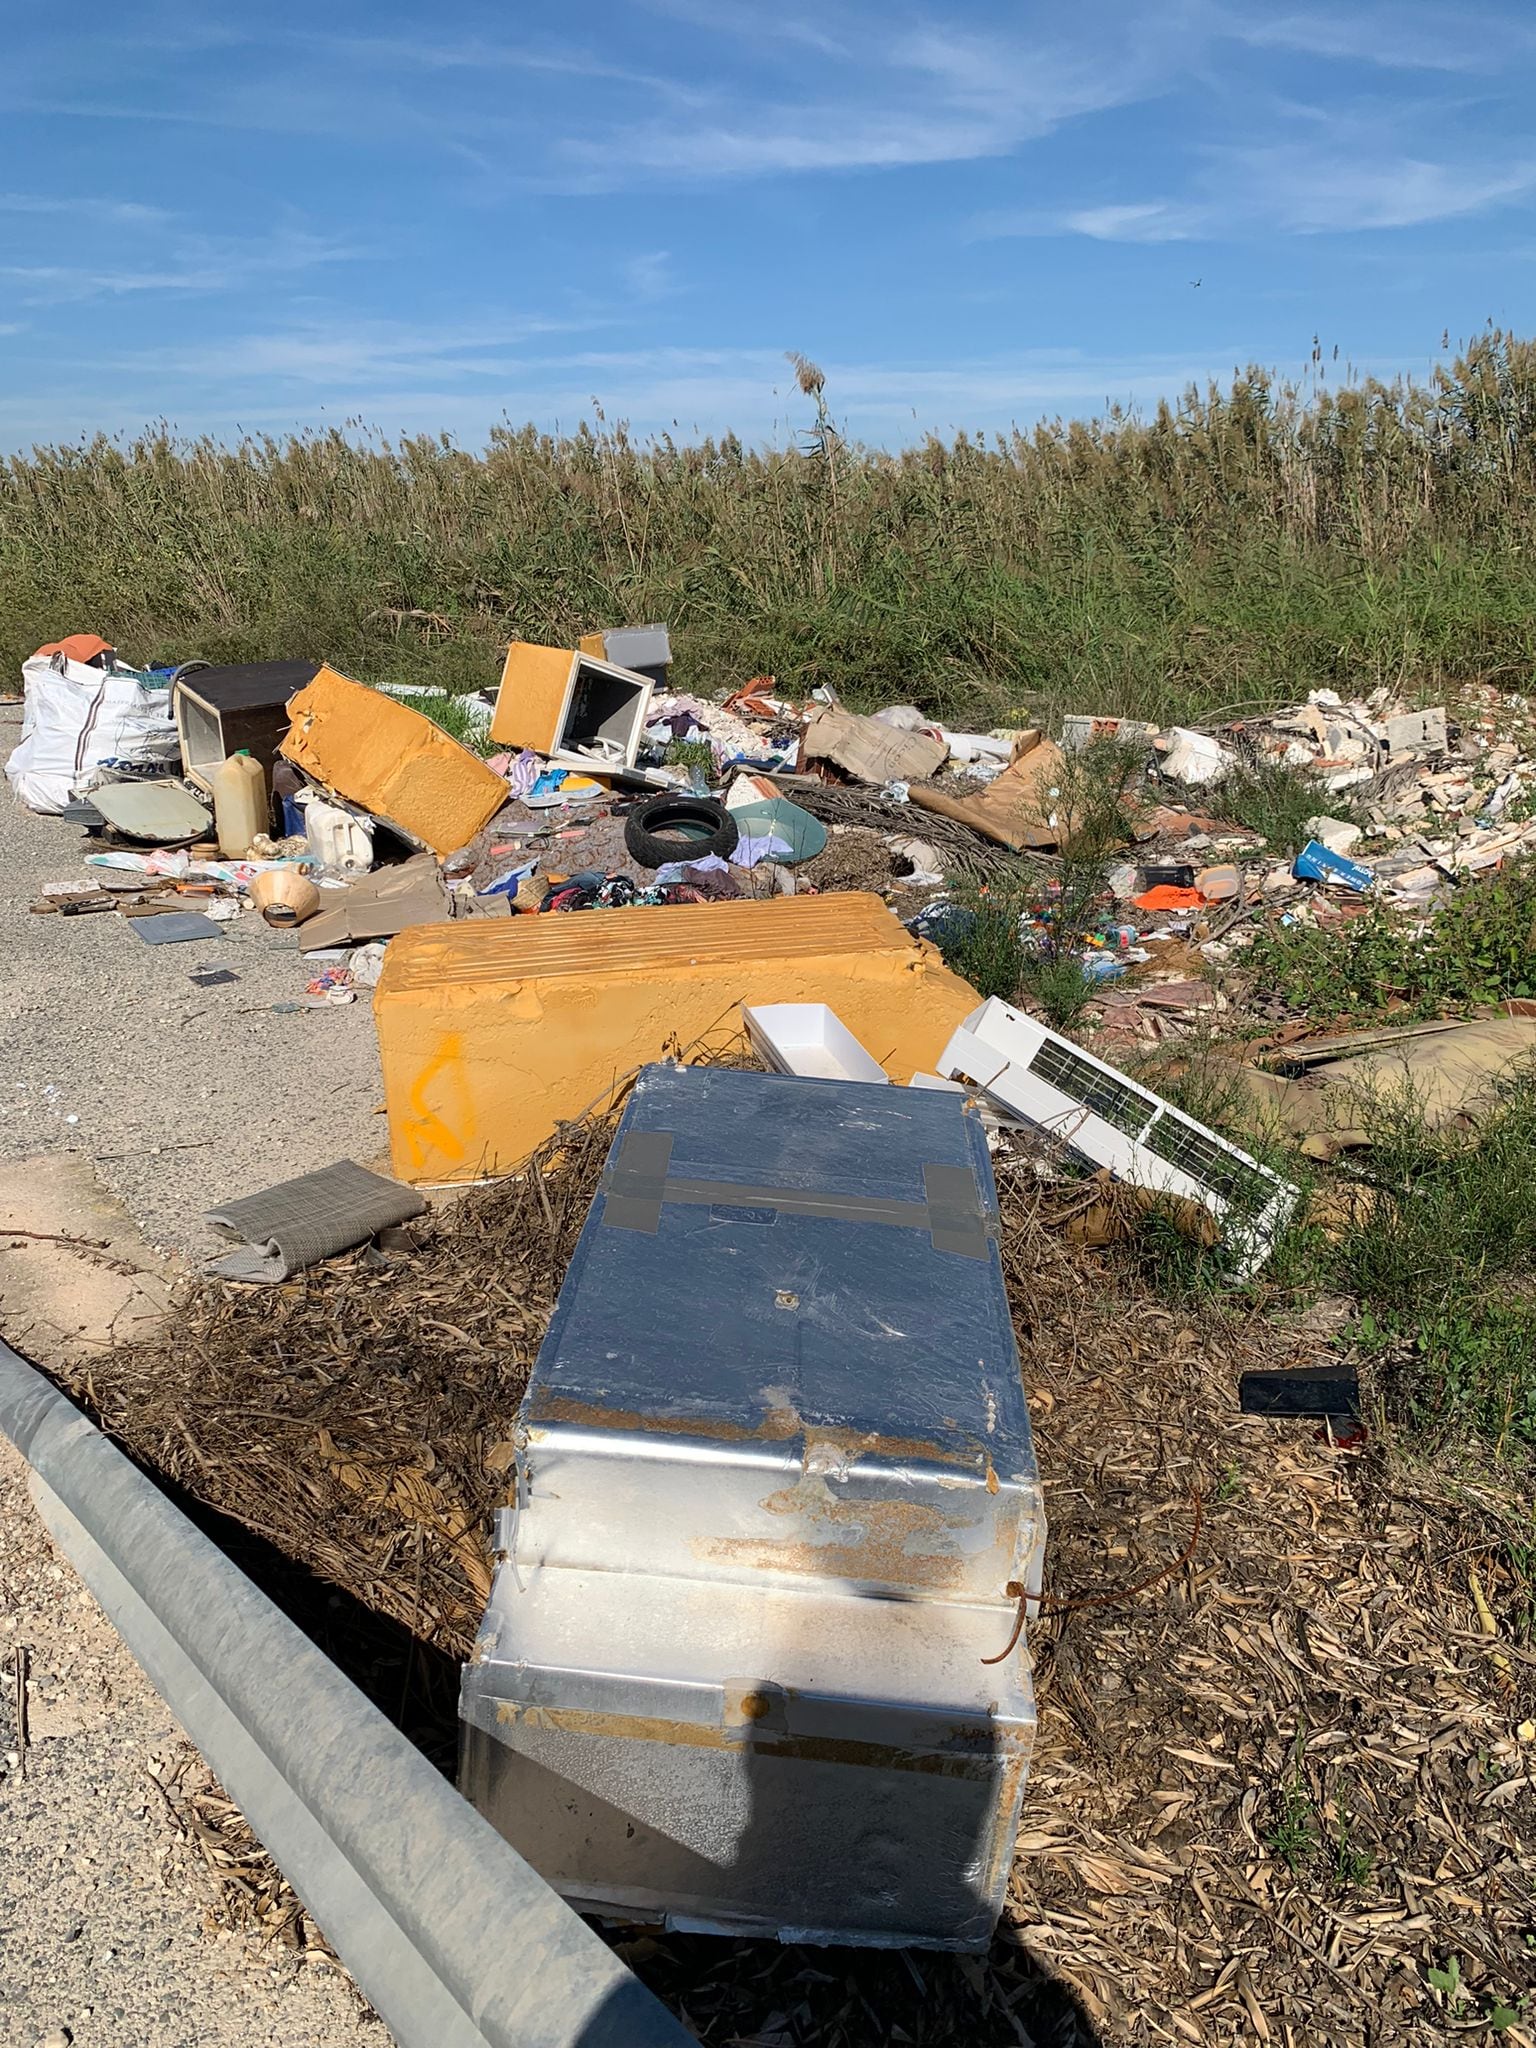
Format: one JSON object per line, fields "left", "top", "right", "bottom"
{"left": 1231, "top": 7, "right": 1525, "bottom": 71}
{"left": 1, "top": 229, "right": 359, "bottom": 307}
{"left": 541, "top": 8, "right": 1196, "bottom": 186}
{"left": 0, "top": 342, "right": 1248, "bottom": 452}
{"left": 974, "top": 128, "right": 1536, "bottom": 244}
{"left": 1063, "top": 202, "right": 1203, "bottom": 242}
{"left": 97, "top": 314, "right": 614, "bottom": 389}
{"left": 620, "top": 251, "right": 674, "bottom": 302}
{"left": 1217, "top": 142, "right": 1536, "bottom": 232}
{"left": 0, "top": 192, "right": 169, "bottom": 225}
{"left": 968, "top": 199, "right": 1196, "bottom": 242}
{"left": 636, "top": 0, "right": 853, "bottom": 61}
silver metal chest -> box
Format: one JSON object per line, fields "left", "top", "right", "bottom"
{"left": 459, "top": 1063, "right": 1045, "bottom": 1949}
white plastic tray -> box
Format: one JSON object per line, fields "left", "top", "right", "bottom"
{"left": 741, "top": 1003, "right": 889, "bottom": 1085}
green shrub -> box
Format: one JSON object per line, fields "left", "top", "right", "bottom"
{"left": 1242, "top": 857, "right": 1536, "bottom": 1021}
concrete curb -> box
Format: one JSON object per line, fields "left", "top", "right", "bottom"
{"left": 0, "top": 1340, "right": 691, "bottom": 2048}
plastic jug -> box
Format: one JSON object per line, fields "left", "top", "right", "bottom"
{"left": 212, "top": 749, "right": 266, "bottom": 858}
{"left": 296, "top": 788, "right": 374, "bottom": 872}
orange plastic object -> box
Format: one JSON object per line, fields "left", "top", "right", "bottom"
{"left": 375, "top": 893, "right": 984, "bottom": 1183}
{"left": 33, "top": 633, "right": 115, "bottom": 665}
{"left": 279, "top": 665, "right": 506, "bottom": 856}
{"left": 1134, "top": 885, "right": 1204, "bottom": 911}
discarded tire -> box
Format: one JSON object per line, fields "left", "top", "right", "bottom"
{"left": 623, "top": 795, "right": 739, "bottom": 869}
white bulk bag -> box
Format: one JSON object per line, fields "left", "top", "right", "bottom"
{"left": 4, "top": 653, "right": 176, "bottom": 813}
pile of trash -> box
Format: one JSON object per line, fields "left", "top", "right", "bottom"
{"left": 13, "top": 627, "right": 1536, "bottom": 2035}
{"left": 11, "top": 623, "right": 1536, "bottom": 1277}
{"left": 63, "top": 1064, "right": 1536, "bottom": 2048}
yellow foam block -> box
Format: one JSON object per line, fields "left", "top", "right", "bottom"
{"left": 375, "top": 894, "right": 984, "bottom": 1183}
{"left": 280, "top": 665, "right": 507, "bottom": 856}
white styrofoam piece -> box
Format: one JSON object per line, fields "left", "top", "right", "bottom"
{"left": 938, "top": 998, "right": 1296, "bottom": 1276}
{"left": 742, "top": 1004, "right": 889, "bottom": 1085}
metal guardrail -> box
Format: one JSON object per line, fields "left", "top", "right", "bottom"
{"left": 0, "top": 1340, "right": 692, "bottom": 2048}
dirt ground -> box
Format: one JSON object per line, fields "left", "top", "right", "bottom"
{"left": 0, "top": 701, "right": 386, "bottom": 1263}
{"left": 0, "top": 1173, "right": 390, "bottom": 2048}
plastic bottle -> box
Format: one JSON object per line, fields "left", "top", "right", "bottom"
{"left": 296, "top": 788, "right": 374, "bottom": 872}
{"left": 212, "top": 749, "right": 266, "bottom": 858}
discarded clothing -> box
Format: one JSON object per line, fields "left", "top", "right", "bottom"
{"left": 731, "top": 832, "right": 793, "bottom": 869}
{"left": 1134, "top": 884, "right": 1204, "bottom": 911}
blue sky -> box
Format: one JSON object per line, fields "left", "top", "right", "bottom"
{"left": 1, "top": 1, "right": 1533, "bottom": 452}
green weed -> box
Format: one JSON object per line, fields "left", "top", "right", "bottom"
{"left": 936, "top": 739, "right": 1140, "bottom": 1028}
{"left": 937, "top": 885, "right": 1029, "bottom": 1004}
{"left": 1211, "top": 759, "right": 1357, "bottom": 858}
{"left": 1263, "top": 1744, "right": 1374, "bottom": 1893}
{"left": 1264, "top": 1781, "right": 1319, "bottom": 1872}
{"left": 1330, "top": 1071, "right": 1536, "bottom": 1448}
{"left": 1326, "top": 1800, "right": 1376, "bottom": 1891}
{"left": 662, "top": 738, "right": 717, "bottom": 781}
{"left": 1015, "top": 736, "right": 1144, "bottom": 1028}
{"left": 1242, "top": 856, "right": 1536, "bottom": 1021}
{"left": 1017, "top": 954, "right": 1097, "bottom": 1032}
{"left": 385, "top": 688, "right": 494, "bottom": 755}
{"left": 1214, "top": 1463, "right": 1244, "bottom": 1504}
{"left": 1125, "top": 1030, "right": 1536, "bottom": 1451}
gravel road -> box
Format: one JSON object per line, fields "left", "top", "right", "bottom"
{"left": 0, "top": 705, "right": 388, "bottom": 1260}
{"left": 0, "top": 709, "right": 403, "bottom": 2044}
{"left": 0, "top": 1435, "right": 393, "bottom": 2048}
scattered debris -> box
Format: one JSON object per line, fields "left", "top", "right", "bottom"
{"left": 129, "top": 909, "right": 223, "bottom": 945}
{"left": 802, "top": 703, "right": 949, "bottom": 784}
{"left": 10, "top": 622, "right": 1536, "bottom": 2035}
{"left": 941, "top": 998, "right": 1297, "bottom": 1274}
{"left": 298, "top": 853, "right": 447, "bottom": 952}
{"left": 1293, "top": 839, "right": 1374, "bottom": 890}
{"left": 1238, "top": 1016, "right": 1536, "bottom": 1157}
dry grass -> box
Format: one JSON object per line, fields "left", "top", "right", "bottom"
{"left": 55, "top": 1085, "right": 1536, "bottom": 2046}
{"left": 10, "top": 332, "right": 1536, "bottom": 723}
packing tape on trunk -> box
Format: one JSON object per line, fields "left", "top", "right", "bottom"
{"left": 601, "top": 1132, "right": 993, "bottom": 1259}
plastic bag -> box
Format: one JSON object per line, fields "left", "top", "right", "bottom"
{"left": 5, "top": 652, "right": 175, "bottom": 813}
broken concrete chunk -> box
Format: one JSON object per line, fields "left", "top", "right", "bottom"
{"left": 1160, "top": 728, "right": 1234, "bottom": 786}
{"left": 1304, "top": 815, "right": 1364, "bottom": 856}
{"left": 1060, "top": 714, "right": 1160, "bottom": 752}
{"left": 1384, "top": 707, "right": 1448, "bottom": 755}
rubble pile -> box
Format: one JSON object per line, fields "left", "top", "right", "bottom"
{"left": 7, "top": 621, "right": 1536, "bottom": 2038}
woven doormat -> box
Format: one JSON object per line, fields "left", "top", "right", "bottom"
{"left": 205, "top": 1159, "right": 427, "bottom": 1284}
